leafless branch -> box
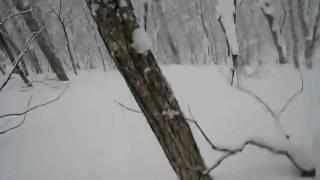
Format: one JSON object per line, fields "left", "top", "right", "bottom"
{"left": 0, "top": 96, "right": 32, "bottom": 135}
{"left": 64, "top": 13, "right": 82, "bottom": 26}
{"left": 236, "top": 71, "right": 304, "bottom": 138}
{"left": 0, "top": 27, "right": 44, "bottom": 92}
{"left": 237, "top": 86, "right": 276, "bottom": 117}
{"left": 0, "top": 83, "right": 70, "bottom": 119}
{"left": 203, "top": 138, "right": 314, "bottom": 176}
{"left": 186, "top": 107, "right": 314, "bottom": 177}
{"left": 0, "top": 9, "right": 32, "bottom": 25}
{"left": 115, "top": 101, "right": 314, "bottom": 177}
{"left": 186, "top": 105, "right": 232, "bottom": 153}
{"left": 275, "top": 71, "right": 304, "bottom": 122}
{"left": 114, "top": 100, "right": 142, "bottom": 114}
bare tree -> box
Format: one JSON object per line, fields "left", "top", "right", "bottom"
{"left": 12, "top": 0, "right": 69, "bottom": 81}
{"left": 50, "top": 0, "right": 78, "bottom": 75}
{"left": 86, "top": 0, "right": 212, "bottom": 179}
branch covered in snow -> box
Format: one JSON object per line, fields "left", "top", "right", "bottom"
{"left": 0, "top": 83, "right": 70, "bottom": 119}
{"left": 187, "top": 106, "right": 315, "bottom": 177}
{"left": 115, "top": 102, "right": 315, "bottom": 176}
{"left": 0, "top": 96, "right": 32, "bottom": 135}
{"left": 203, "top": 137, "right": 315, "bottom": 176}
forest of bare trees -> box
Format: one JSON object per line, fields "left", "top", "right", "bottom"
{"left": 0, "top": 0, "right": 319, "bottom": 180}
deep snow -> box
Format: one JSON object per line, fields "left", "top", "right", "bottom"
{"left": 0, "top": 65, "right": 319, "bottom": 180}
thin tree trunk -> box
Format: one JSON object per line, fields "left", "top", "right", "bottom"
{"left": 29, "top": 49, "right": 42, "bottom": 74}
{"left": 289, "top": 0, "right": 300, "bottom": 69}
{"left": 0, "top": 27, "right": 30, "bottom": 76}
{"left": 153, "top": 0, "right": 182, "bottom": 64}
{"left": 297, "top": 0, "right": 312, "bottom": 68}
{"left": 305, "top": 1, "right": 320, "bottom": 68}
{"left": 0, "top": 32, "right": 32, "bottom": 86}
{"left": 55, "top": 13, "right": 78, "bottom": 75}
{"left": 261, "top": 5, "right": 287, "bottom": 64}
{"left": 12, "top": 0, "right": 69, "bottom": 81}
{"left": 86, "top": 1, "right": 212, "bottom": 179}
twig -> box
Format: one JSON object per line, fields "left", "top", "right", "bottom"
{"left": 0, "top": 9, "right": 33, "bottom": 25}
{"left": 0, "top": 27, "right": 44, "bottom": 92}
{"left": 113, "top": 100, "right": 142, "bottom": 114}
{"left": 187, "top": 105, "right": 232, "bottom": 153}
{"left": 186, "top": 106, "right": 314, "bottom": 176}
{"left": 236, "top": 71, "right": 304, "bottom": 138}
{"left": 275, "top": 71, "right": 304, "bottom": 122}
{"left": 0, "top": 96, "right": 32, "bottom": 135}
{"left": 237, "top": 86, "right": 276, "bottom": 118}
{"left": 0, "top": 83, "right": 70, "bottom": 119}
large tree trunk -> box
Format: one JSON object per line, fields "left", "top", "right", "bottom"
{"left": 12, "top": 0, "right": 69, "bottom": 81}
{"left": 86, "top": 1, "right": 211, "bottom": 180}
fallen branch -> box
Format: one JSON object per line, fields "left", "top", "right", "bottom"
{"left": 236, "top": 70, "right": 304, "bottom": 138}
{"left": 0, "top": 83, "right": 70, "bottom": 119}
{"left": 186, "top": 106, "right": 314, "bottom": 177}
{"left": 275, "top": 71, "right": 304, "bottom": 122}
{"left": 203, "top": 138, "right": 315, "bottom": 176}
{"left": 0, "top": 96, "right": 32, "bottom": 135}
{"left": 115, "top": 101, "right": 315, "bottom": 177}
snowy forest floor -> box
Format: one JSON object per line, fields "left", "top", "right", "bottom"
{"left": 0, "top": 64, "right": 319, "bottom": 180}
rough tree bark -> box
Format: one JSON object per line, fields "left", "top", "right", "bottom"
{"left": 12, "top": 0, "right": 69, "bottom": 81}
{"left": 86, "top": 0, "right": 211, "bottom": 180}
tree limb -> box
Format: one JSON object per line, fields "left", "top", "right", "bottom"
{"left": 186, "top": 107, "right": 314, "bottom": 177}
{"left": 0, "top": 83, "right": 70, "bottom": 119}
{"left": 114, "top": 100, "right": 314, "bottom": 177}
{"left": 113, "top": 100, "right": 142, "bottom": 114}
{"left": 0, "top": 96, "right": 32, "bottom": 135}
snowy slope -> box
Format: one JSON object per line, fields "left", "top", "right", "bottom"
{"left": 0, "top": 65, "right": 319, "bottom": 180}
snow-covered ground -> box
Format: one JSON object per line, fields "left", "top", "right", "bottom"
{"left": 0, "top": 65, "right": 319, "bottom": 180}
